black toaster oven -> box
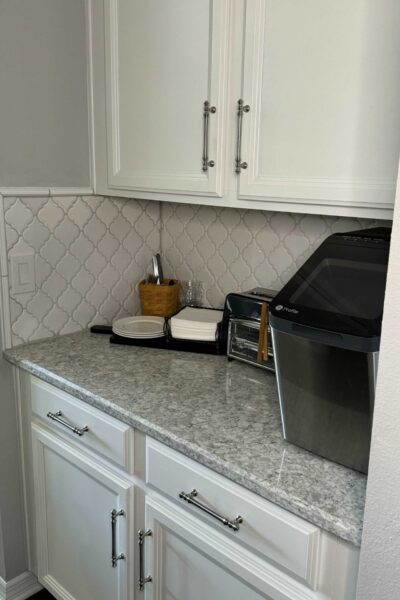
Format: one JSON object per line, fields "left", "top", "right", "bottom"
{"left": 221, "top": 288, "right": 277, "bottom": 371}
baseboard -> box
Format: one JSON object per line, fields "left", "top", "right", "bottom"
{"left": 0, "top": 571, "right": 42, "bottom": 600}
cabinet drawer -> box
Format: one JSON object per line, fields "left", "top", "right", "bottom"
{"left": 146, "top": 438, "right": 320, "bottom": 589}
{"left": 31, "top": 377, "right": 133, "bottom": 471}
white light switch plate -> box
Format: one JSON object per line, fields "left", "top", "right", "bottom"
{"left": 10, "top": 253, "right": 35, "bottom": 294}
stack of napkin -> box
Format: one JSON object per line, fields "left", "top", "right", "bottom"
{"left": 170, "top": 307, "right": 223, "bottom": 341}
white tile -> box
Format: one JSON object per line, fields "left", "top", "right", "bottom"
{"left": 4, "top": 198, "right": 33, "bottom": 234}
{"left": 72, "top": 300, "right": 97, "bottom": 328}
{"left": 57, "top": 288, "right": 82, "bottom": 314}
{"left": 12, "top": 311, "right": 40, "bottom": 342}
{"left": 85, "top": 251, "right": 108, "bottom": 277}
{"left": 42, "top": 271, "right": 68, "bottom": 301}
{"left": 56, "top": 253, "right": 81, "bottom": 280}
{"left": 71, "top": 268, "right": 95, "bottom": 296}
{"left": 96, "top": 200, "right": 119, "bottom": 226}
{"left": 26, "top": 292, "right": 53, "bottom": 321}
{"left": 110, "top": 214, "right": 131, "bottom": 240}
{"left": 86, "top": 281, "right": 109, "bottom": 307}
{"left": 54, "top": 218, "right": 80, "bottom": 247}
{"left": 40, "top": 237, "right": 66, "bottom": 267}
{"left": 83, "top": 215, "right": 107, "bottom": 244}
{"left": 42, "top": 306, "right": 69, "bottom": 334}
{"left": 68, "top": 198, "right": 93, "bottom": 228}
{"left": 37, "top": 202, "right": 65, "bottom": 230}
{"left": 98, "top": 265, "right": 120, "bottom": 289}
{"left": 23, "top": 220, "right": 51, "bottom": 251}
{"left": 97, "top": 231, "right": 120, "bottom": 258}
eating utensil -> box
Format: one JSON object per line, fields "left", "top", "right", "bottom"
{"left": 152, "top": 255, "right": 160, "bottom": 284}
{"left": 152, "top": 254, "right": 164, "bottom": 284}
{"left": 155, "top": 253, "right": 164, "bottom": 284}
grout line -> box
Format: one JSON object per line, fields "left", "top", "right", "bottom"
{"left": 0, "top": 194, "right": 9, "bottom": 278}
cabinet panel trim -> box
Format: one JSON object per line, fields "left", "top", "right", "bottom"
{"left": 146, "top": 494, "right": 329, "bottom": 600}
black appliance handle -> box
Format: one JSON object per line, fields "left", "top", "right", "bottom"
{"left": 90, "top": 325, "right": 113, "bottom": 335}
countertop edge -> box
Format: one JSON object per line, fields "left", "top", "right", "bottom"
{"left": 5, "top": 352, "right": 362, "bottom": 546}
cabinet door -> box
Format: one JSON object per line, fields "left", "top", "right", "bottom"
{"left": 32, "top": 424, "right": 133, "bottom": 600}
{"left": 104, "top": 0, "right": 229, "bottom": 197}
{"left": 142, "top": 495, "right": 317, "bottom": 600}
{"left": 238, "top": 0, "right": 400, "bottom": 212}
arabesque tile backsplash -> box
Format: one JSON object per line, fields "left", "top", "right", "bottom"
{"left": 2, "top": 194, "right": 385, "bottom": 345}
{"left": 160, "top": 202, "right": 385, "bottom": 308}
{"left": 4, "top": 195, "right": 160, "bottom": 345}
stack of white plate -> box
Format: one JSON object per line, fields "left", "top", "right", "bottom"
{"left": 170, "top": 307, "right": 223, "bottom": 341}
{"left": 112, "top": 316, "right": 165, "bottom": 339}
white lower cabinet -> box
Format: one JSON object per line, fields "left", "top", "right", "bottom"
{"left": 23, "top": 374, "right": 359, "bottom": 600}
{"left": 143, "top": 495, "right": 276, "bottom": 600}
{"left": 31, "top": 423, "right": 134, "bottom": 600}
{"left": 143, "top": 440, "right": 359, "bottom": 600}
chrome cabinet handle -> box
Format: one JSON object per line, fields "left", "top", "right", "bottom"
{"left": 202, "top": 100, "right": 216, "bottom": 171}
{"left": 235, "top": 98, "right": 250, "bottom": 173}
{"left": 111, "top": 509, "right": 126, "bottom": 568}
{"left": 46, "top": 411, "right": 89, "bottom": 437}
{"left": 138, "top": 529, "right": 152, "bottom": 590}
{"left": 179, "top": 489, "right": 243, "bottom": 532}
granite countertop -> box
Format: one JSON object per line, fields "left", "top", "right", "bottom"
{"left": 4, "top": 330, "right": 366, "bottom": 546}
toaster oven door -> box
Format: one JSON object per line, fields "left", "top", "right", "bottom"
{"left": 228, "top": 318, "right": 274, "bottom": 371}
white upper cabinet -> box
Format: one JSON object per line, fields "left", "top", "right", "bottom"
{"left": 90, "top": 0, "right": 400, "bottom": 218}
{"left": 103, "top": 0, "right": 229, "bottom": 196}
{"left": 238, "top": 0, "right": 400, "bottom": 215}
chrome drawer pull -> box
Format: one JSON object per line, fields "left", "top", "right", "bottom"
{"left": 179, "top": 489, "right": 243, "bottom": 532}
{"left": 202, "top": 100, "right": 216, "bottom": 171}
{"left": 46, "top": 410, "right": 89, "bottom": 437}
{"left": 138, "top": 529, "right": 152, "bottom": 590}
{"left": 111, "top": 509, "right": 126, "bottom": 568}
{"left": 235, "top": 98, "right": 250, "bottom": 173}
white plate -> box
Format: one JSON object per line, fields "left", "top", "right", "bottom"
{"left": 113, "top": 331, "right": 165, "bottom": 339}
{"left": 112, "top": 316, "right": 165, "bottom": 338}
{"left": 113, "top": 329, "right": 165, "bottom": 338}
{"left": 113, "top": 327, "right": 165, "bottom": 337}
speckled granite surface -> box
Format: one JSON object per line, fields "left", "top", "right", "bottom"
{"left": 4, "top": 330, "right": 366, "bottom": 545}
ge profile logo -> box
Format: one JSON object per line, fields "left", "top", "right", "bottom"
{"left": 274, "top": 304, "right": 300, "bottom": 314}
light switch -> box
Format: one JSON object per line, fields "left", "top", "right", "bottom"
{"left": 10, "top": 253, "right": 35, "bottom": 294}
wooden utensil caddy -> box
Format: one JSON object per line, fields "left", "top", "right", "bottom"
{"left": 139, "top": 279, "right": 180, "bottom": 317}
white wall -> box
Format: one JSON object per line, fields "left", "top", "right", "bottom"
{"left": 0, "top": 0, "right": 90, "bottom": 187}
{"left": 356, "top": 165, "right": 400, "bottom": 599}
{"left": 0, "top": 303, "right": 26, "bottom": 582}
